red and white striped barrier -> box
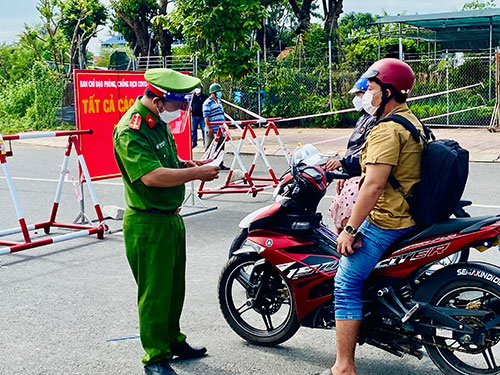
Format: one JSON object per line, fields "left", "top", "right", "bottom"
{"left": 197, "top": 119, "right": 290, "bottom": 197}
{"left": 0, "top": 130, "right": 107, "bottom": 255}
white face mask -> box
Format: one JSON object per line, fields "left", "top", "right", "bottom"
{"left": 352, "top": 95, "right": 363, "bottom": 112}
{"left": 194, "top": 88, "right": 201, "bottom": 94}
{"left": 362, "top": 91, "right": 380, "bottom": 116}
{"left": 159, "top": 109, "right": 181, "bottom": 123}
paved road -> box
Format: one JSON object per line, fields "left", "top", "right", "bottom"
{"left": 0, "top": 144, "right": 498, "bottom": 375}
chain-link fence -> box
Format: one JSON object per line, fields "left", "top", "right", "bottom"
{"left": 406, "top": 55, "right": 494, "bottom": 128}
{"left": 130, "top": 51, "right": 496, "bottom": 128}
{"left": 208, "top": 54, "right": 495, "bottom": 128}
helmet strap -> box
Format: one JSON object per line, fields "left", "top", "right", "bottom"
{"left": 375, "top": 84, "right": 394, "bottom": 119}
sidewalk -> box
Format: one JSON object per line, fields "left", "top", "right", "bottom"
{"left": 194, "top": 126, "right": 500, "bottom": 163}
{"left": 11, "top": 126, "right": 500, "bottom": 163}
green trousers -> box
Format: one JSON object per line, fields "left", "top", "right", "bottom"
{"left": 123, "top": 209, "right": 187, "bottom": 365}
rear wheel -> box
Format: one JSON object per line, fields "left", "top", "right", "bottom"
{"left": 423, "top": 279, "right": 500, "bottom": 375}
{"left": 218, "top": 254, "right": 300, "bottom": 346}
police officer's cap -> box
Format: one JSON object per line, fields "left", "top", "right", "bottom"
{"left": 145, "top": 68, "right": 201, "bottom": 100}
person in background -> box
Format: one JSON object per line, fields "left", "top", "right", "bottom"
{"left": 321, "top": 58, "right": 423, "bottom": 375}
{"left": 326, "top": 78, "right": 377, "bottom": 234}
{"left": 203, "top": 82, "right": 230, "bottom": 170}
{"left": 113, "top": 68, "right": 220, "bottom": 375}
{"left": 191, "top": 84, "right": 208, "bottom": 148}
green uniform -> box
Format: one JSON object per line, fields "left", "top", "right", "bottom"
{"left": 113, "top": 97, "right": 187, "bottom": 365}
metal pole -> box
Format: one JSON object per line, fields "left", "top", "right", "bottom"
{"left": 446, "top": 50, "right": 450, "bottom": 126}
{"left": 377, "top": 25, "right": 381, "bottom": 60}
{"left": 329, "top": 40, "right": 333, "bottom": 111}
{"left": 257, "top": 51, "right": 261, "bottom": 116}
{"left": 489, "top": 17, "right": 493, "bottom": 101}
{"left": 399, "top": 24, "right": 403, "bottom": 60}
{"left": 263, "top": 18, "right": 267, "bottom": 62}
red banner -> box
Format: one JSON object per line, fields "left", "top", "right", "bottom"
{"left": 74, "top": 70, "right": 192, "bottom": 181}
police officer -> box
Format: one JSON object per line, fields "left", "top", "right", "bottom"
{"left": 113, "top": 68, "right": 219, "bottom": 375}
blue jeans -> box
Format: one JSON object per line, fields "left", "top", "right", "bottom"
{"left": 191, "top": 116, "right": 206, "bottom": 148}
{"left": 334, "top": 220, "right": 414, "bottom": 320}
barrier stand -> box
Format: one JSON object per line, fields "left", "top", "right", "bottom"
{"left": 0, "top": 130, "right": 107, "bottom": 255}
{"left": 197, "top": 118, "right": 289, "bottom": 197}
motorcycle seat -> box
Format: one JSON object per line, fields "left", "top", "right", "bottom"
{"left": 392, "top": 215, "right": 495, "bottom": 247}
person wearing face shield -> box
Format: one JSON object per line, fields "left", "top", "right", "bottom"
{"left": 191, "top": 84, "right": 208, "bottom": 148}
{"left": 325, "top": 78, "right": 378, "bottom": 234}
{"left": 321, "top": 59, "right": 423, "bottom": 375}
{"left": 203, "top": 83, "right": 230, "bottom": 170}
{"left": 113, "top": 68, "right": 220, "bottom": 375}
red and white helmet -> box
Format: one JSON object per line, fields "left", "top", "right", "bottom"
{"left": 362, "top": 58, "right": 415, "bottom": 96}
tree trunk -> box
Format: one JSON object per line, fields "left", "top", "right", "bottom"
{"left": 288, "top": 0, "right": 313, "bottom": 34}
{"left": 115, "top": 8, "right": 156, "bottom": 57}
{"left": 323, "top": 0, "right": 343, "bottom": 63}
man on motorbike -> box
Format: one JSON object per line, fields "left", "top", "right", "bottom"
{"left": 324, "top": 58, "right": 424, "bottom": 375}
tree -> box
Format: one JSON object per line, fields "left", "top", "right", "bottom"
{"left": 22, "top": 0, "right": 69, "bottom": 75}
{"left": 22, "top": 0, "right": 106, "bottom": 74}
{"left": 162, "top": 0, "right": 267, "bottom": 79}
{"left": 110, "top": 0, "right": 178, "bottom": 57}
{"left": 322, "top": 0, "right": 343, "bottom": 62}
{"left": 59, "top": 0, "right": 107, "bottom": 70}
{"left": 110, "top": 0, "right": 158, "bottom": 57}
{"left": 288, "top": 0, "right": 313, "bottom": 33}
{"left": 0, "top": 43, "right": 39, "bottom": 81}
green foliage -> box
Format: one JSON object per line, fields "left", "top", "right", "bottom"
{"left": 110, "top": 0, "right": 158, "bottom": 55}
{"left": 164, "top": 0, "right": 267, "bottom": 79}
{"left": 59, "top": 0, "right": 107, "bottom": 49}
{"left": 0, "top": 62, "right": 65, "bottom": 134}
{"left": 338, "top": 12, "right": 376, "bottom": 40}
{"left": 462, "top": 0, "right": 496, "bottom": 9}
{"left": 0, "top": 43, "right": 39, "bottom": 81}
{"left": 21, "top": 0, "right": 107, "bottom": 74}
{"left": 450, "top": 59, "right": 489, "bottom": 87}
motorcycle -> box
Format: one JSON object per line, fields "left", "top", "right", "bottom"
{"left": 218, "top": 145, "right": 500, "bottom": 375}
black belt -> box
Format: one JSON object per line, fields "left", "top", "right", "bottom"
{"left": 131, "top": 207, "right": 181, "bottom": 215}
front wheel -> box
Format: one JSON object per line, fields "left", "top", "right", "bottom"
{"left": 423, "top": 279, "right": 500, "bottom": 375}
{"left": 218, "top": 254, "right": 300, "bottom": 346}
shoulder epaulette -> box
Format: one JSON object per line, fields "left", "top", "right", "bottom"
{"left": 129, "top": 113, "right": 142, "bottom": 130}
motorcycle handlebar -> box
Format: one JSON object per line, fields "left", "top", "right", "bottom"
{"left": 325, "top": 171, "right": 350, "bottom": 182}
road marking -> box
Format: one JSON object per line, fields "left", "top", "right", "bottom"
{"left": 0, "top": 176, "right": 123, "bottom": 185}
{"left": 312, "top": 135, "right": 350, "bottom": 145}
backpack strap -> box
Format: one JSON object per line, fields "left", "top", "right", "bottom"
{"left": 376, "top": 114, "right": 422, "bottom": 143}
{"left": 374, "top": 114, "right": 427, "bottom": 197}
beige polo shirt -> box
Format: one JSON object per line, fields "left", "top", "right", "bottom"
{"left": 360, "top": 103, "right": 424, "bottom": 229}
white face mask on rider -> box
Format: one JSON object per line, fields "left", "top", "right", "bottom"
{"left": 159, "top": 108, "right": 181, "bottom": 123}
{"left": 352, "top": 95, "right": 363, "bottom": 112}
{"left": 362, "top": 91, "right": 381, "bottom": 116}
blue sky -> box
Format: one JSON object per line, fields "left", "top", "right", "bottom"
{"left": 0, "top": 0, "right": 479, "bottom": 52}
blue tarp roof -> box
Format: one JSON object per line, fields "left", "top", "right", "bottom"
{"left": 102, "top": 35, "right": 127, "bottom": 46}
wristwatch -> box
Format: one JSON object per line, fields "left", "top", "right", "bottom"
{"left": 344, "top": 224, "right": 358, "bottom": 237}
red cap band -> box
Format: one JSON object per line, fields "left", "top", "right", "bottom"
{"left": 147, "top": 83, "right": 166, "bottom": 97}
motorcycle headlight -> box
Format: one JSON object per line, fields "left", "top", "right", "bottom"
{"left": 240, "top": 239, "right": 266, "bottom": 254}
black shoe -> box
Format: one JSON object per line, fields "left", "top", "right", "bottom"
{"left": 171, "top": 341, "right": 207, "bottom": 359}
{"left": 219, "top": 164, "right": 230, "bottom": 171}
{"left": 144, "top": 359, "right": 176, "bottom": 375}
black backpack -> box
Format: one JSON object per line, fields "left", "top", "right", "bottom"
{"left": 376, "top": 114, "right": 469, "bottom": 227}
